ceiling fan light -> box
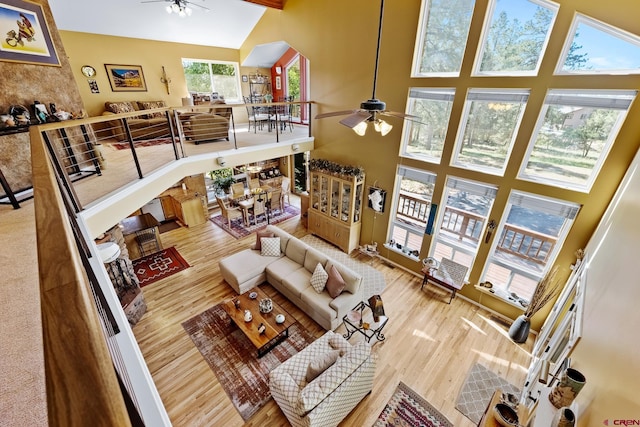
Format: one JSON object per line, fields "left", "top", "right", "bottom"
{"left": 171, "top": 3, "right": 180, "bottom": 13}
{"left": 178, "top": 9, "right": 186, "bottom": 17}
{"left": 185, "top": 6, "right": 192, "bottom": 15}
{"left": 374, "top": 119, "right": 393, "bottom": 136}
{"left": 166, "top": 5, "right": 173, "bottom": 13}
{"left": 353, "top": 122, "right": 368, "bottom": 136}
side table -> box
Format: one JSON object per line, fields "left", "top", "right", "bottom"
{"left": 343, "top": 300, "right": 388, "bottom": 342}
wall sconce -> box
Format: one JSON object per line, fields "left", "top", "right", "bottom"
{"left": 292, "top": 144, "right": 300, "bottom": 152}
{"left": 217, "top": 157, "right": 226, "bottom": 167}
{"left": 160, "top": 66, "right": 172, "bottom": 95}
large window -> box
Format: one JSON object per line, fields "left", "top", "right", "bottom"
{"left": 452, "top": 89, "right": 529, "bottom": 175}
{"left": 388, "top": 167, "right": 437, "bottom": 260}
{"left": 401, "top": 88, "right": 455, "bottom": 162}
{"left": 473, "top": 0, "right": 558, "bottom": 76}
{"left": 518, "top": 89, "right": 636, "bottom": 192}
{"left": 482, "top": 191, "right": 580, "bottom": 302}
{"left": 412, "top": 0, "right": 476, "bottom": 77}
{"left": 430, "top": 177, "right": 497, "bottom": 272}
{"left": 556, "top": 15, "right": 640, "bottom": 75}
{"left": 182, "top": 59, "right": 241, "bottom": 102}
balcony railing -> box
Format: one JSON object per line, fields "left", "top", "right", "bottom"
{"left": 496, "top": 224, "right": 557, "bottom": 265}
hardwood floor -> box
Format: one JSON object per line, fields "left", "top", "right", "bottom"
{"left": 132, "top": 203, "right": 533, "bottom": 426}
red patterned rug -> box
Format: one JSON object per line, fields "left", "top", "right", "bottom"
{"left": 374, "top": 382, "right": 453, "bottom": 427}
{"left": 110, "top": 137, "right": 175, "bottom": 151}
{"left": 132, "top": 246, "right": 190, "bottom": 287}
{"left": 210, "top": 205, "right": 300, "bottom": 239}
{"left": 182, "top": 303, "right": 315, "bottom": 421}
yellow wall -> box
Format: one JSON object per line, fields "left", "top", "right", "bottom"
{"left": 60, "top": 31, "right": 267, "bottom": 117}
{"left": 246, "top": 0, "right": 640, "bottom": 330}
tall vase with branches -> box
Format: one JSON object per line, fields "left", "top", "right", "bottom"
{"left": 509, "top": 267, "right": 562, "bottom": 343}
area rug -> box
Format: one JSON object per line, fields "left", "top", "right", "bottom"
{"left": 110, "top": 137, "right": 175, "bottom": 151}
{"left": 373, "top": 381, "right": 453, "bottom": 427}
{"left": 132, "top": 246, "right": 190, "bottom": 287}
{"left": 182, "top": 303, "right": 315, "bottom": 421}
{"left": 158, "top": 219, "right": 180, "bottom": 234}
{"left": 455, "top": 363, "right": 521, "bottom": 424}
{"left": 300, "top": 234, "right": 386, "bottom": 300}
{"left": 210, "top": 205, "right": 300, "bottom": 239}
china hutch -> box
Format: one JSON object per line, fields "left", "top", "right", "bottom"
{"left": 308, "top": 167, "right": 364, "bottom": 253}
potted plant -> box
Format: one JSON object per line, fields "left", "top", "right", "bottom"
{"left": 509, "top": 266, "right": 562, "bottom": 343}
{"left": 210, "top": 170, "right": 235, "bottom": 195}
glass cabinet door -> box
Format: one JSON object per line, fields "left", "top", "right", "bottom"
{"left": 331, "top": 179, "right": 340, "bottom": 218}
{"left": 320, "top": 175, "right": 329, "bottom": 213}
{"left": 354, "top": 182, "right": 363, "bottom": 222}
{"left": 341, "top": 181, "right": 351, "bottom": 222}
{"left": 311, "top": 173, "right": 320, "bottom": 210}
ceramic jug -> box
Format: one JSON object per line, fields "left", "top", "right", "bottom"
{"left": 244, "top": 310, "right": 252, "bottom": 322}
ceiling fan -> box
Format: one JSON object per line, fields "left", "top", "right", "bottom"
{"left": 314, "top": 0, "right": 418, "bottom": 136}
{"left": 141, "top": 0, "right": 209, "bottom": 16}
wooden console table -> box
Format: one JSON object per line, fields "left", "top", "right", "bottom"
{"left": 478, "top": 389, "right": 530, "bottom": 427}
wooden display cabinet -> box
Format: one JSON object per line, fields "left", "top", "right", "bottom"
{"left": 308, "top": 169, "right": 364, "bottom": 253}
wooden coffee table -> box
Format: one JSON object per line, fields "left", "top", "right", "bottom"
{"left": 222, "top": 287, "right": 295, "bottom": 358}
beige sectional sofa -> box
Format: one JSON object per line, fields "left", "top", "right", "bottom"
{"left": 101, "top": 101, "right": 172, "bottom": 141}
{"left": 218, "top": 225, "right": 363, "bottom": 330}
{"left": 269, "top": 331, "right": 376, "bottom": 427}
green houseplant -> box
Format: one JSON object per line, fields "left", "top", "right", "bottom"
{"left": 210, "top": 169, "right": 234, "bottom": 195}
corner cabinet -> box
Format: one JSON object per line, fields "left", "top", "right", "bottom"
{"left": 308, "top": 170, "right": 364, "bottom": 253}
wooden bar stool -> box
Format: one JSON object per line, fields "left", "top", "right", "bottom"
{"left": 135, "top": 228, "right": 160, "bottom": 256}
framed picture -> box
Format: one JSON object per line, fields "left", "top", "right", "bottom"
{"left": 88, "top": 79, "right": 99, "bottom": 94}
{"left": 275, "top": 76, "right": 282, "bottom": 90}
{"left": 32, "top": 102, "right": 48, "bottom": 123}
{"left": 0, "top": 0, "right": 60, "bottom": 66}
{"left": 241, "top": 75, "right": 248, "bottom": 83}
{"left": 367, "top": 187, "right": 386, "bottom": 213}
{"left": 104, "top": 64, "right": 147, "bottom": 92}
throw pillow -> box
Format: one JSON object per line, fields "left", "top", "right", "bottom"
{"left": 105, "top": 101, "right": 136, "bottom": 114}
{"left": 328, "top": 334, "right": 350, "bottom": 356}
{"left": 310, "top": 263, "right": 329, "bottom": 293}
{"left": 253, "top": 230, "right": 275, "bottom": 250}
{"left": 260, "top": 237, "right": 281, "bottom": 257}
{"left": 325, "top": 265, "right": 346, "bottom": 298}
{"left": 139, "top": 101, "right": 167, "bottom": 118}
{"left": 305, "top": 350, "right": 341, "bottom": 383}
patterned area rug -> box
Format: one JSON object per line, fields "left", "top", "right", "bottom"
{"left": 455, "top": 363, "right": 521, "bottom": 424}
{"left": 300, "top": 234, "right": 386, "bottom": 300}
{"left": 373, "top": 382, "right": 453, "bottom": 427}
{"left": 110, "top": 137, "right": 175, "bottom": 150}
{"left": 132, "top": 246, "right": 190, "bottom": 287}
{"left": 182, "top": 303, "right": 315, "bottom": 421}
{"left": 210, "top": 205, "right": 300, "bottom": 239}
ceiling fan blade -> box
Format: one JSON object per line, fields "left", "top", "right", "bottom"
{"left": 315, "top": 110, "right": 357, "bottom": 119}
{"left": 185, "top": 1, "right": 210, "bottom": 10}
{"left": 339, "top": 111, "right": 372, "bottom": 128}
{"left": 380, "top": 110, "right": 419, "bottom": 120}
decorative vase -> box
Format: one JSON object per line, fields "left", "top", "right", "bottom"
{"left": 508, "top": 314, "right": 531, "bottom": 343}
{"left": 243, "top": 310, "right": 252, "bottom": 322}
{"left": 553, "top": 407, "right": 576, "bottom": 427}
{"left": 549, "top": 368, "right": 586, "bottom": 408}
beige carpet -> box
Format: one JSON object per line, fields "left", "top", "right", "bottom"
{"left": 455, "top": 363, "right": 520, "bottom": 424}
{"left": 300, "top": 234, "right": 387, "bottom": 300}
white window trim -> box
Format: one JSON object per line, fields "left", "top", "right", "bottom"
{"left": 181, "top": 58, "right": 242, "bottom": 103}
{"left": 555, "top": 13, "right": 640, "bottom": 76}
{"left": 472, "top": 0, "right": 559, "bottom": 77}
{"left": 517, "top": 89, "right": 636, "bottom": 192}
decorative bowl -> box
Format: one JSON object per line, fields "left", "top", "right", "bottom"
{"left": 493, "top": 403, "right": 519, "bottom": 427}
{"left": 248, "top": 292, "right": 257, "bottom": 299}
{"left": 275, "top": 314, "right": 285, "bottom": 324}
{"left": 259, "top": 298, "right": 273, "bottom": 313}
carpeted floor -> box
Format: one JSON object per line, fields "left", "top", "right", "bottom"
{"left": 132, "top": 246, "right": 190, "bottom": 287}
{"left": 300, "top": 234, "right": 387, "bottom": 300}
{"left": 455, "top": 363, "right": 521, "bottom": 424}
{"left": 110, "top": 137, "right": 176, "bottom": 150}
{"left": 182, "top": 303, "right": 315, "bottom": 421}
{"left": 210, "top": 205, "right": 300, "bottom": 239}
{"left": 373, "top": 381, "right": 453, "bottom": 427}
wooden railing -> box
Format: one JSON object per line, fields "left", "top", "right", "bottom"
{"left": 441, "top": 206, "right": 485, "bottom": 242}
{"left": 397, "top": 191, "right": 430, "bottom": 223}
{"left": 496, "top": 224, "right": 557, "bottom": 265}
{"left": 30, "top": 127, "right": 131, "bottom": 426}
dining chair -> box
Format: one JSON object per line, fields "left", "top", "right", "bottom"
{"left": 135, "top": 228, "right": 160, "bottom": 257}
{"left": 268, "top": 188, "right": 283, "bottom": 215}
{"left": 281, "top": 177, "right": 291, "bottom": 207}
{"left": 243, "top": 96, "right": 269, "bottom": 133}
{"left": 216, "top": 196, "right": 243, "bottom": 227}
{"left": 249, "top": 178, "right": 261, "bottom": 190}
{"left": 270, "top": 96, "right": 293, "bottom": 132}
{"left": 230, "top": 182, "right": 245, "bottom": 200}
{"left": 250, "top": 196, "right": 266, "bottom": 224}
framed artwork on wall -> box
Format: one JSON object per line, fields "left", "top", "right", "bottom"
{"left": 104, "top": 64, "right": 147, "bottom": 92}
{"left": 241, "top": 75, "right": 248, "bottom": 82}
{"left": 367, "top": 187, "right": 386, "bottom": 213}
{"left": 0, "top": 0, "right": 60, "bottom": 66}
{"left": 275, "top": 76, "right": 282, "bottom": 90}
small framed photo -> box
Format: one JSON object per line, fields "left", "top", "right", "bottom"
{"left": 32, "top": 102, "right": 49, "bottom": 123}
{"left": 275, "top": 76, "right": 282, "bottom": 90}
{"left": 242, "top": 75, "right": 248, "bottom": 83}
{"left": 88, "top": 79, "right": 99, "bottom": 94}
{"left": 367, "top": 187, "right": 387, "bottom": 213}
